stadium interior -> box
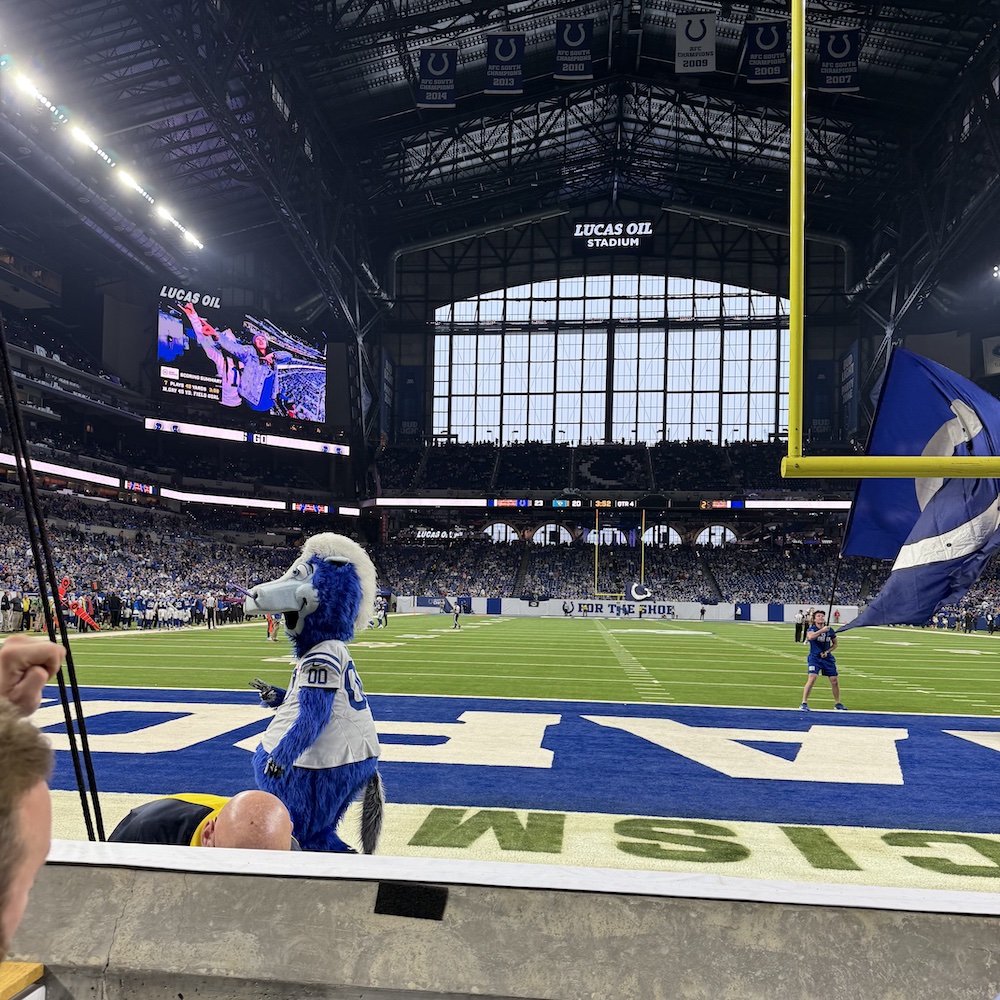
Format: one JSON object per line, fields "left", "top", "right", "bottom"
{"left": 3, "top": 2, "right": 1000, "bottom": 999}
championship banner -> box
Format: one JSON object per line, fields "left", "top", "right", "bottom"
{"left": 982, "top": 335, "right": 1000, "bottom": 377}
{"left": 485, "top": 34, "right": 525, "bottom": 95}
{"left": 675, "top": 12, "right": 716, "bottom": 74}
{"left": 817, "top": 28, "right": 860, "bottom": 92}
{"left": 554, "top": 19, "right": 593, "bottom": 81}
{"left": 745, "top": 20, "right": 787, "bottom": 84}
{"left": 417, "top": 48, "right": 458, "bottom": 108}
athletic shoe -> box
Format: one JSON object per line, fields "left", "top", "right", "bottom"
{"left": 800, "top": 702, "right": 810, "bottom": 711}
{"left": 834, "top": 703, "right": 847, "bottom": 711}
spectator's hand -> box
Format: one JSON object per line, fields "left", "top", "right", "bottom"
{"left": 0, "top": 634, "right": 65, "bottom": 715}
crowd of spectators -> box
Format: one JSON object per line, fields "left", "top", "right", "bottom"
{"left": 494, "top": 443, "right": 573, "bottom": 491}
{"left": 415, "top": 444, "right": 497, "bottom": 493}
{"left": 372, "top": 538, "right": 522, "bottom": 597}
{"left": 0, "top": 515, "right": 296, "bottom": 632}
{"left": 649, "top": 441, "right": 735, "bottom": 491}
{"left": 702, "top": 542, "right": 886, "bottom": 605}
{"left": 14, "top": 415, "right": 336, "bottom": 503}
{"left": 520, "top": 543, "right": 713, "bottom": 603}
{"left": 373, "top": 445, "right": 424, "bottom": 493}
{"left": 376, "top": 439, "right": 851, "bottom": 495}
{"left": 11, "top": 427, "right": 861, "bottom": 507}
{"left": 2, "top": 306, "right": 129, "bottom": 389}
{"left": 575, "top": 446, "right": 651, "bottom": 490}
{"left": 0, "top": 477, "right": 893, "bottom": 610}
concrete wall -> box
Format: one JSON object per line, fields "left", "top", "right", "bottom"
{"left": 11, "top": 842, "right": 1000, "bottom": 1000}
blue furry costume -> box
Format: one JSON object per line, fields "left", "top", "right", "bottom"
{"left": 245, "top": 533, "right": 383, "bottom": 853}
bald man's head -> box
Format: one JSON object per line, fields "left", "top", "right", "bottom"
{"left": 200, "top": 791, "right": 294, "bottom": 850}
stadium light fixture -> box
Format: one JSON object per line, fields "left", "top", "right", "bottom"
{"left": 15, "top": 74, "right": 69, "bottom": 123}
{"left": 116, "top": 169, "right": 155, "bottom": 205}
{"left": 2, "top": 56, "right": 203, "bottom": 250}
{"left": 68, "top": 125, "right": 116, "bottom": 167}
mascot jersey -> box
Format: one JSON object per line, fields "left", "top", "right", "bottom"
{"left": 261, "top": 639, "right": 380, "bottom": 768}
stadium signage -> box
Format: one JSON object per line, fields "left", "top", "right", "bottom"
{"left": 158, "top": 286, "right": 222, "bottom": 309}
{"left": 571, "top": 219, "right": 655, "bottom": 254}
{"left": 576, "top": 603, "right": 674, "bottom": 616}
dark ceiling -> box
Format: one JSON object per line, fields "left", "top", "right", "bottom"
{"left": 1, "top": 1, "right": 998, "bottom": 333}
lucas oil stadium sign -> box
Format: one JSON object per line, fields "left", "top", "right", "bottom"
{"left": 572, "top": 219, "right": 656, "bottom": 254}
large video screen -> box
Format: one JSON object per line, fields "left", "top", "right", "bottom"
{"left": 157, "top": 296, "right": 327, "bottom": 423}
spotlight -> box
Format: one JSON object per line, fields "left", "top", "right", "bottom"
{"left": 70, "top": 126, "right": 95, "bottom": 148}
{"left": 14, "top": 74, "right": 37, "bottom": 97}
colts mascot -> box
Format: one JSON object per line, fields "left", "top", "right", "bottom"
{"left": 244, "top": 533, "right": 383, "bottom": 852}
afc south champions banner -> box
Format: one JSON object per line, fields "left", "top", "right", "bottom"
{"left": 485, "top": 34, "right": 525, "bottom": 95}
{"left": 745, "top": 20, "right": 788, "bottom": 84}
{"left": 417, "top": 48, "right": 458, "bottom": 108}
{"left": 817, "top": 28, "right": 860, "bottom": 92}
{"left": 675, "top": 12, "right": 716, "bottom": 74}
{"left": 554, "top": 20, "right": 593, "bottom": 81}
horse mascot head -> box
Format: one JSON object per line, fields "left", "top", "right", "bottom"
{"left": 244, "top": 533, "right": 383, "bottom": 852}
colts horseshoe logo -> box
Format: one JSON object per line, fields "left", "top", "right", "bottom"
{"left": 754, "top": 26, "right": 781, "bottom": 51}
{"left": 562, "top": 23, "right": 586, "bottom": 48}
{"left": 684, "top": 18, "right": 708, "bottom": 42}
{"left": 825, "top": 33, "right": 852, "bottom": 58}
{"left": 493, "top": 37, "right": 519, "bottom": 62}
{"left": 426, "top": 51, "right": 452, "bottom": 77}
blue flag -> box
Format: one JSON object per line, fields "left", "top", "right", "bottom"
{"left": 841, "top": 349, "right": 1000, "bottom": 629}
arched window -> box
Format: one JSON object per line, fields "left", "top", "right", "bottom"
{"left": 585, "top": 526, "right": 628, "bottom": 546}
{"left": 434, "top": 275, "right": 789, "bottom": 445}
{"left": 696, "top": 525, "right": 737, "bottom": 547}
{"left": 484, "top": 522, "right": 519, "bottom": 543}
{"left": 530, "top": 523, "right": 573, "bottom": 545}
{"left": 642, "top": 524, "right": 682, "bottom": 546}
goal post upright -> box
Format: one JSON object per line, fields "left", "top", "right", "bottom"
{"left": 786, "top": 0, "right": 806, "bottom": 466}
{"left": 780, "top": 0, "right": 992, "bottom": 482}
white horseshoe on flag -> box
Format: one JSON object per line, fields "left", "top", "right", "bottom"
{"left": 826, "top": 33, "right": 852, "bottom": 58}
{"left": 494, "top": 37, "right": 518, "bottom": 62}
{"left": 915, "top": 400, "right": 983, "bottom": 511}
{"left": 562, "top": 23, "right": 586, "bottom": 47}
{"left": 426, "top": 51, "right": 452, "bottom": 77}
{"left": 684, "top": 18, "right": 708, "bottom": 42}
{"left": 754, "top": 26, "right": 780, "bottom": 51}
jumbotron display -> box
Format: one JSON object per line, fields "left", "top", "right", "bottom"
{"left": 157, "top": 296, "right": 328, "bottom": 423}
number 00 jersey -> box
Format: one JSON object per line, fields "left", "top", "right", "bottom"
{"left": 261, "top": 638, "right": 380, "bottom": 769}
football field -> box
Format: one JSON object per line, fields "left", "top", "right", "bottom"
{"left": 53, "top": 614, "right": 1000, "bottom": 714}
{"left": 38, "top": 615, "right": 1000, "bottom": 893}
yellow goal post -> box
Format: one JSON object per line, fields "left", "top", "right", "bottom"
{"left": 779, "top": 1, "right": 999, "bottom": 481}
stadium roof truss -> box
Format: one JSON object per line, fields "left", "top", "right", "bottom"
{"left": 1, "top": 0, "right": 998, "bottom": 350}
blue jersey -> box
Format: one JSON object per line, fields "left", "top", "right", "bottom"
{"left": 806, "top": 624, "right": 835, "bottom": 661}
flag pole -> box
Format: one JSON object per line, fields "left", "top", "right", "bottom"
{"left": 825, "top": 550, "right": 844, "bottom": 626}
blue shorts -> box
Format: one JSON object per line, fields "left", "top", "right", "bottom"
{"left": 807, "top": 656, "right": 837, "bottom": 677}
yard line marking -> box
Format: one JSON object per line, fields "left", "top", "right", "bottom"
{"left": 594, "top": 620, "right": 672, "bottom": 701}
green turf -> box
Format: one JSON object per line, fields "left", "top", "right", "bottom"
{"left": 44, "top": 615, "right": 1000, "bottom": 716}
